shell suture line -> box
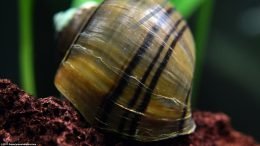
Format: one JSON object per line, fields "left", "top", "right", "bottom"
{"left": 98, "top": 9, "right": 163, "bottom": 127}
{"left": 71, "top": 44, "right": 181, "bottom": 104}
{"left": 128, "top": 25, "right": 188, "bottom": 135}
{"left": 72, "top": 44, "right": 123, "bottom": 76}
{"left": 124, "top": 18, "right": 182, "bottom": 116}
{"left": 77, "top": 43, "right": 155, "bottom": 96}
{"left": 118, "top": 7, "right": 177, "bottom": 132}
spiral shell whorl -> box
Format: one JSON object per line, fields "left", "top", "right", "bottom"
{"left": 55, "top": 0, "right": 196, "bottom": 141}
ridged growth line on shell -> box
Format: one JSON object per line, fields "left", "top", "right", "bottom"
{"left": 54, "top": 0, "right": 196, "bottom": 142}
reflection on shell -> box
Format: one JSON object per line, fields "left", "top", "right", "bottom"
{"left": 55, "top": 0, "right": 196, "bottom": 142}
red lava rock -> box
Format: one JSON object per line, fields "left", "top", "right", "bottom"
{"left": 0, "top": 79, "right": 259, "bottom": 146}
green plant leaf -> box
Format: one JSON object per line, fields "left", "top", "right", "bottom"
{"left": 170, "top": 0, "right": 204, "bottom": 18}
{"left": 18, "top": 0, "right": 36, "bottom": 95}
{"left": 71, "top": 0, "right": 103, "bottom": 8}
{"left": 192, "top": 0, "right": 214, "bottom": 105}
{"left": 71, "top": 0, "right": 202, "bottom": 18}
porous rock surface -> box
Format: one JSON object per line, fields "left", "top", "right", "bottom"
{"left": 0, "top": 79, "right": 259, "bottom": 146}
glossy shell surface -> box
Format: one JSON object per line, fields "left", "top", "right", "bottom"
{"left": 55, "top": 0, "right": 196, "bottom": 142}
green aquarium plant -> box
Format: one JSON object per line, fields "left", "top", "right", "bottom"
{"left": 19, "top": 0, "right": 36, "bottom": 95}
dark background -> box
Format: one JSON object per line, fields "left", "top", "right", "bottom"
{"left": 0, "top": 0, "right": 259, "bottom": 141}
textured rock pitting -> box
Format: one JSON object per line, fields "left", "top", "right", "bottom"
{"left": 0, "top": 79, "right": 259, "bottom": 146}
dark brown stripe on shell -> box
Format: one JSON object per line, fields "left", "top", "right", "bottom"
{"left": 118, "top": 10, "right": 182, "bottom": 132}
{"left": 129, "top": 25, "right": 188, "bottom": 135}
{"left": 177, "top": 87, "right": 191, "bottom": 135}
{"left": 97, "top": 5, "right": 165, "bottom": 125}
{"left": 132, "top": 0, "right": 170, "bottom": 29}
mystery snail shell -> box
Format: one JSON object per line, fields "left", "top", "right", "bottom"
{"left": 54, "top": 0, "right": 196, "bottom": 142}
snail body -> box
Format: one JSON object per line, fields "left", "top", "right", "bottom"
{"left": 55, "top": 0, "right": 196, "bottom": 142}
